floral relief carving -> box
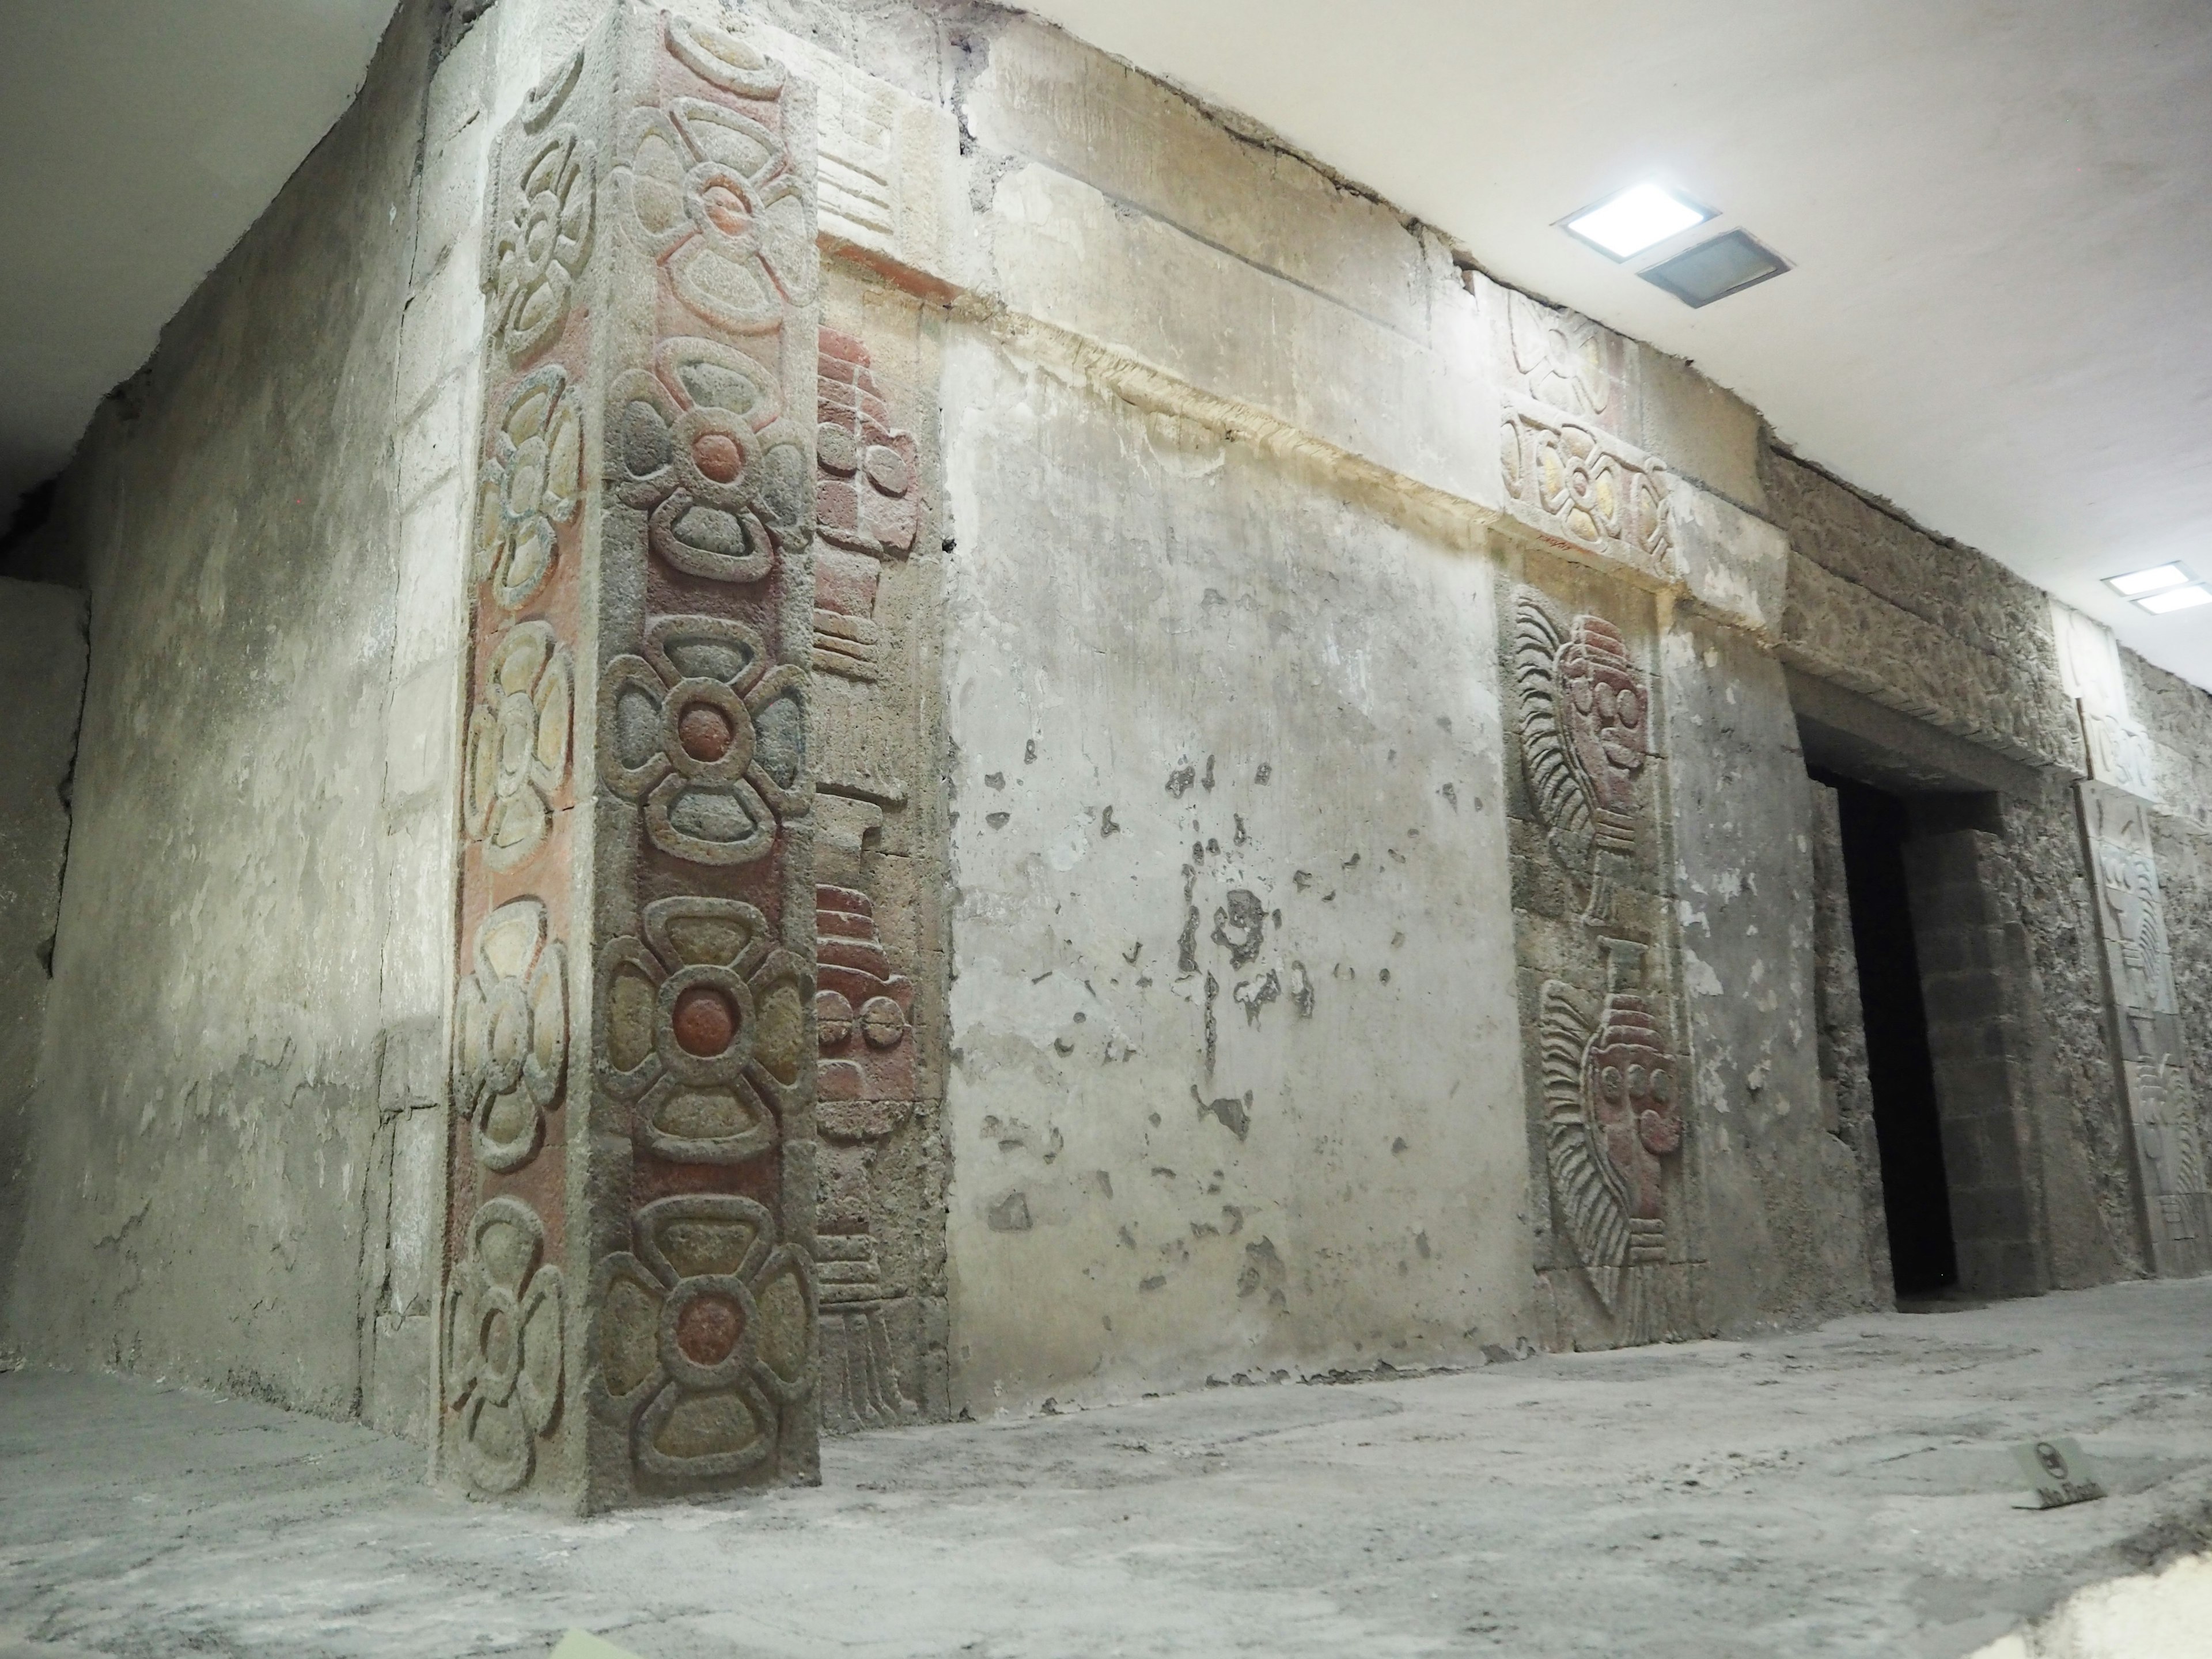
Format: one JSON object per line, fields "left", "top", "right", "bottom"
{"left": 464, "top": 622, "right": 573, "bottom": 869}
{"left": 454, "top": 898, "right": 569, "bottom": 1172}
{"left": 600, "top": 615, "right": 810, "bottom": 866}
{"left": 488, "top": 124, "right": 596, "bottom": 365}
{"left": 615, "top": 72, "right": 816, "bottom": 336}
{"left": 599, "top": 896, "right": 810, "bottom": 1165}
{"left": 1501, "top": 410, "right": 1671, "bottom": 572}
{"left": 610, "top": 336, "right": 809, "bottom": 582}
{"left": 476, "top": 365, "right": 584, "bottom": 609}
{"left": 665, "top": 15, "right": 789, "bottom": 97}
{"left": 591, "top": 1194, "right": 815, "bottom": 1480}
{"left": 1507, "top": 289, "right": 1611, "bottom": 418}
{"left": 446, "top": 1196, "right": 566, "bottom": 1493}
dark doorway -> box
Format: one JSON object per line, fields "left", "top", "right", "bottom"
{"left": 1810, "top": 768, "right": 1959, "bottom": 1294}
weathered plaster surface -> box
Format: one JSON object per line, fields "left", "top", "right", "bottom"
{"left": 1808, "top": 781, "right": 1892, "bottom": 1301}
{"left": 1664, "top": 613, "right": 1884, "bottom": 1328}
{"left": 0, "top": 578, "right": 87, "bottom": 1319}
{"left": 0, "top": 3, "right": 434, "bottom": 1413}
{"left": 940, "top": 329, "right": 1524, "bottom": 1406}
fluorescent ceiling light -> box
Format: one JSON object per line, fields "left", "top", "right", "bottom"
{"left": 1562, "top": 183, "right": 1713, "bottom": 260}
{"left": 1641, "top": 230, "right": 1790, "bottom": 308}
{"left": 2105, "top": 563, "right": 2191, "bottom": 597}
{"left": 2137, "top": 584, "right": 2212, "bottom": 615}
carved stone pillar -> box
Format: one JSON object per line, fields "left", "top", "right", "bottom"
{"left": 2079, "top": 780, "right": 2211, "bottom": 1277}
{"left": 441, "top": 4, "right": 820, "bottom": 1508}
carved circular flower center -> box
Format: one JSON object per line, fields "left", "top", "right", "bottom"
{"left": 691, "top": 432, "right": 744, "bottom": 483}
{"left": 675, "top": 1293, "right": 744, "bottom": 1365}
{"left": 701, "top": 184, "right": 751, "bottom": 237}
{"left": 672, "top": 984, "right": 739, "bottom": 1056}
{"left": 677, "top": 702, "right": 736, "bottom": 762}
{"left": 524, "top": 202, "right": 556, "bottom": 267}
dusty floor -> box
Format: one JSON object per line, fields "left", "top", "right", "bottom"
{"left": 3, "top": 1281, "right": 2211, "bottom": 1659}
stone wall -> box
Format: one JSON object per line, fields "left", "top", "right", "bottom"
{"left": 0, "top": 579, "right": 86, "bottom": 1323}
{"left": 1764, "top": 453, "right": 2145, "bottom": 1286}
{"left": 0, "top": 1, "right": 438, "bottom": 1416}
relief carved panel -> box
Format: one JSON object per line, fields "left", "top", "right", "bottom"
{"left": 1506, "top": 584, "right": 1694, "bottom": 1346}
{"left": 442, "top": 6, "right": 820, "bottom": 1507}
{"left": 1501, "top": 408, "right": 1672, "bottom": 581}
{"left": 2080, "top": 779, "right": 2211, "bottom": 1277}
{"left": 803, "top": 308, "right": 945, "bottom": 1433}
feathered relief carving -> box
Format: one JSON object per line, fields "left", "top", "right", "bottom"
{"left": 1515, "top": 592, "right": 1650, "bottom": 921}
{"left": 1541, "top": 941, "right": 1681, "bottom": 1343}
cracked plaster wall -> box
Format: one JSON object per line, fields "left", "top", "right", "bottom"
{"left": 0, "top": 0, "right": 441, "bottom": 1416}
{"left": 0, "top": 578, "right": 88, "bottom": 1321}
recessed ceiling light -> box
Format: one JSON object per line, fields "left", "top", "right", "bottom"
{"left": 2105, "top": 563, "right": 2191, "bottom": 597}
{"left": 1561, "top": 183, "right": 1714, "bottom": 260}
{"left": 1641, "top": 229, "right": 1791, "bottom": 308}
{"left": 2138, "top": 584, "right": 2212, "bottom": 615}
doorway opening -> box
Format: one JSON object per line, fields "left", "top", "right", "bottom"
{"left": 1811, "top": 768, "right": 1958, "bottom": 1296}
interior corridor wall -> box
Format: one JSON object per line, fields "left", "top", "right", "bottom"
{"left": 0, "top": 2, "right": 440, "bottom": 1414}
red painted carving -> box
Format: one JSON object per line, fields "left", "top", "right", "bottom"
{"left": 815, "top": 884, "right": 914, "bottom": 1139}
{"left": 1556, "top": 615, "right": 1647, "bottom": 861}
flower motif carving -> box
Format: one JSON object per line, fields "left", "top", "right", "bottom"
{"left": 454, "top": 898, "right": 569, "bottom": 1172}
{"left": 488, "top": 126, "right": 595, "bottom": 364}
{"left": 464, "top": 623, "right": 573, "bottom": 869}
{"left": 476, "top": 366, "right": 584, "bottom": 609}
{"left": 591, "top": 1194, "right": 815, "bottom": 1482}
{"left": 1501, "top": 411, "right": 1670, "bottom": 572}
{"left": 611, "top": 336, "right": 809, "bottom": 583}
{"left": 1508, "top": 289, "right": 1611, "bottom": 418}
{"left": 615, "top": 78, "right": 816, "bottom": 335}
{"left": 600, "top": 615, "right": 810, "bottom": 866}
{"left": 665, "top": 15, "right": 789, "bottom": 97}
{"left": 600, "top": 896, "right": 809, "bottom": 1165}
{"left": 445, "top": 1196, "right": 565, "bottom": 1493}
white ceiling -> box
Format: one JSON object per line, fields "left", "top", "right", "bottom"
{"left": 1, "top": 1, "right": 2205, "bottom": 689}
{"left": 0, "top": 0, "right": 395, "bottom": 522}
{"left": 1020, "top": 0, "right": 2212, "bottom": 690}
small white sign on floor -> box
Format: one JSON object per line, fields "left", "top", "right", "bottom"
{"left": 2014, "top": 1437, "right": 2108, "bottom": 1509}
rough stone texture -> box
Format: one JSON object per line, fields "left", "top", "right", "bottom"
{"left": 10, "top": 1279, "right": 2212, "bottom": 1658}
{"left": 1902, "top": 829, "right": 2054, "bottom": 1298}
{"left": 0, "top": 579, "right": 86, "bottom": 1323}
{"left": 1764, "top": 450, "right": 2066, "bottom": 687}
{"left": 2128, "top": 656, "right": 2212, "bottom": 835}
{"left": 808, "top": 267, "right": 951, "bottom": 1431}
{"left": 940, "top": 328, "right": 1527, "bottom": 1406}
{"left": 1664, "top": 612, "right": 1884, "bottom": 1329}
{"left": 2074, "top": 782, "right": 2211, "bottom": 1276}
{"left": 1992, "top": 778, "right": 2145, "bottom": 1289}
{"left": 1808, "top": 781, "right": 1893, "bottom": 1301}
{"left": 0, "top": 1, "right": 435, "bottom": 1413}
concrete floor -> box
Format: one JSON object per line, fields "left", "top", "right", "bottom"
{"left": 3, "top": 1281, "right": 2211, "bottom": 1659}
